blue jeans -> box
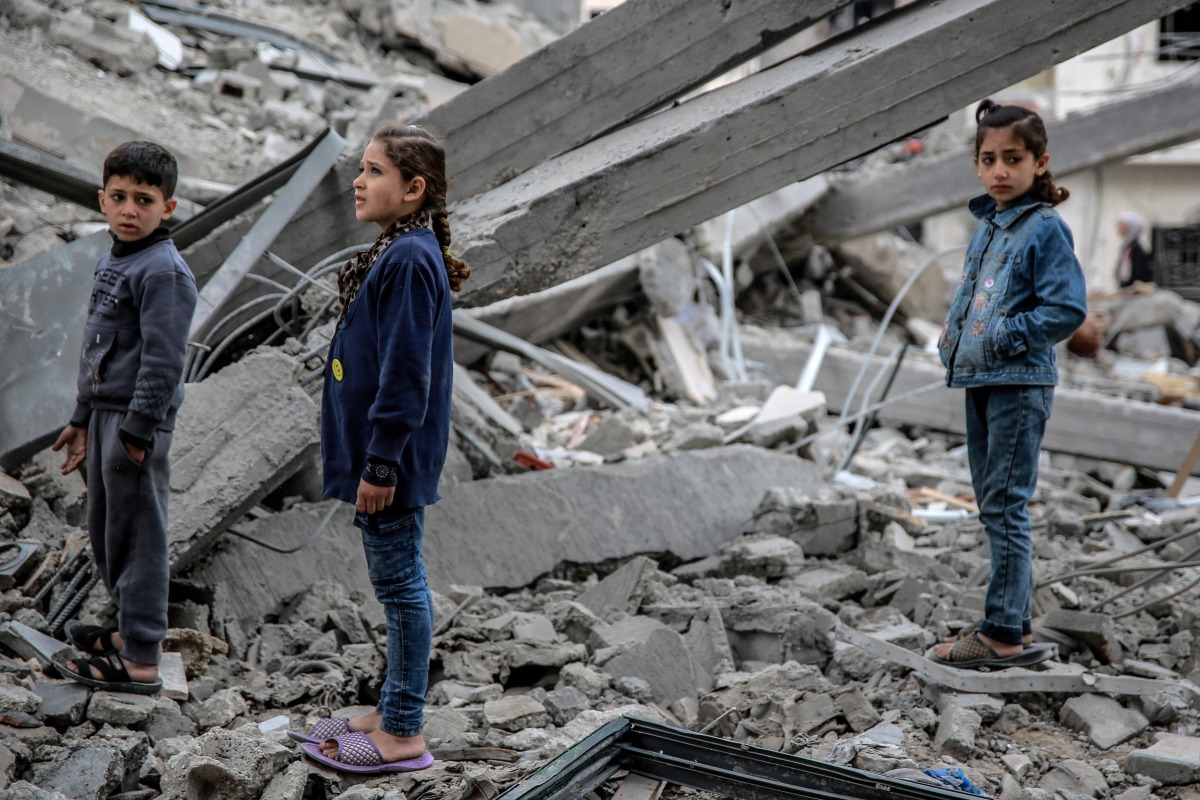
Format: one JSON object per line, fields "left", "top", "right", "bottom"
{"left": 355, "top": 507, "right": 433, "bottom": 737}
{"left": 964, "top": 385, "right": 1053, "bottom": 646}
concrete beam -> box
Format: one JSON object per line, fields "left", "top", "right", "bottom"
{"left": 448, "top": 0, "right": 1193, "bottom": 307}
{"left": 814, "top": 72, "right": 1200, "bottom": 243}
{"left": 739, "top": 325, "right": 1200, "bottom": 476}
{"left": 425, "top": 0, "right": 849, "bottom": 197}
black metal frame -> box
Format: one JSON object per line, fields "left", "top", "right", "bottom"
{"left": 497, "top": 716, "right": 987, "bottom": 800}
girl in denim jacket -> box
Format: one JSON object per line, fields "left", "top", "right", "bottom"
{"left": 933, "top": 100, "right": 1087, "bottom": 670}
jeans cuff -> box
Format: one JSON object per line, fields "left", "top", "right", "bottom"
{"left": 380, "top": 720, "right": 423, "bottom": 738}
{"left": 979, "top": 621, "right": 1024, "bottom": 646}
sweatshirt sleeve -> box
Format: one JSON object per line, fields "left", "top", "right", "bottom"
{"left": 1001, "top": 216, "right": 1088, "bottom": 356}
{"left": 365, "top": 257, "right": 440, "bottom": 463}
{"left": 120, "top": 270, "right": 199, "bottom": 442}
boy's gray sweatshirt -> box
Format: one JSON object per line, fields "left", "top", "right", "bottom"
{"left": 71, "top": 231, "right": 198, "bottom": 442}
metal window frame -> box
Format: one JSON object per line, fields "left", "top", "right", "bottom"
{"left": 497, "top": 716, "right": 989, "bottom": 800}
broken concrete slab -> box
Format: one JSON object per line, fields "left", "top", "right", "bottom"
{"left": 0, "top": 620, "right": 73, "bottom": 667}
{"left": 483, "top": 695, "right": 551, "bottom": 732}
{"left": 1125, "top": 734, "right": 1200, "bottom": 786}
{"left": 422, "top": 445, "right": 821, "bottom": 591}
{"left": 160, "top": 728, "right": 293, "bottom": 800}
{"left": 933, "top": 706, "right": 980, "bottom": 760}
{"left": 33, "top": 680, "right": 88, "bottom": 728}
{"left": 575, "top": 556, "right": 657, "bottom": 620}
{"left": 27, "top": 740, "right": 126, "bottom": 800}
{"left": 88, "top": 692, "right": 156, "bottom": 727}
{"left": 1042, "top": 609, "right": 1122, "bottom": 665}
{"left": 1059, "top": 694, "right": 1149, "bottom": 750}
{"left": 167, "top": 350, "right": 320, "bottom": 573}
{"left": 1038, "top": 759, "right": 1108, "bottom": 798}
{"left": 814, "top": 71, "right": 1200, "bottom": 244}
{"left": 590, "top": 616, "right": 705, "bottom": 706}
{"left": 749, "top": 488, "right": 857, "bottom": 557}
{"left": 741, "top": 326, "right": 1200, "bottom": 477}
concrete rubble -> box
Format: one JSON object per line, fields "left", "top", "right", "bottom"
{"left": 2, "top": 0, "right": 1200, "bottom": 799}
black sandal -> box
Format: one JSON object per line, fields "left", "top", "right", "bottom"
{"left": 54, "top": 654, "right": 162, "bottom": 695}
{"left": 64, "top": 620, "right": 119, "bottom": 655}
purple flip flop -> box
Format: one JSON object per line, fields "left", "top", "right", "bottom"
{"left": 286, "top": 717, "right": 351, "bottom": 744}
{"left": 299, "top": 732, "right": 435, "bottom": 774}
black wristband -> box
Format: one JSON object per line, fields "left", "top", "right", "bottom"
{"left": 362, "top": 456, "right": 398, "bottom": 487}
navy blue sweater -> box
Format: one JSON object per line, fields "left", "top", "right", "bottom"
{"left": 321, "top": 228, "right": 453, "bottom": 510}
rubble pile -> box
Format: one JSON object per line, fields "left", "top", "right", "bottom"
{"left": 4, "top": 1, "right": 1200, "bottom": 799}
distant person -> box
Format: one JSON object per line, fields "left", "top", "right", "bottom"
{"left": 1115, "top": 211, "right": 1155, "bottom": 288}
{"left": 934, "top": 100, "right": 1087, "bottom": 670}
{"left": 51, "top": 141, "right": 197, "bottom": 695}
{"left": 288, "top": 123, "right": 469, "bottom": 775}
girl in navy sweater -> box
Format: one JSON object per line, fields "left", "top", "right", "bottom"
{"left": 297, "top": 123, "right": 469, "bottom": 774}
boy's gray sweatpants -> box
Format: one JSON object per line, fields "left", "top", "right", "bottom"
{"left": 86, "top": 409, "right": 172, "bottom": 665}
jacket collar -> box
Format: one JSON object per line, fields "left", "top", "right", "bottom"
{"left": 110, "top": 226, "right": 171, "bottom": 258}
{"left": 968, "top": 192, "right": 1046, "bottom": 229}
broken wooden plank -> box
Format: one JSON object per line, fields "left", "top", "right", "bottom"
{"left": 425, "top": 0, "right": 848, "bottom": 198}
{"left": 611, "top": 773, "right": 666, "bottom": 800}
{"left": 448, "top": 0, "right": 1193, "bottom": 307}
{"left": 814, "top": 71, "right": 1200, "bottom": 243}
{"left": 739, "top": 325, "right": 1200, "bottom": 478}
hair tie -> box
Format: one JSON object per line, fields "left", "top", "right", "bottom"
{"left": 442, "top": 247, "right": 453, "bottom": 259}
{"left": 985, "top": 103, "right": 1000, "bottom": 114}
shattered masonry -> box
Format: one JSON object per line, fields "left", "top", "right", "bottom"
{"left": 3, "top": 1, "right": 1200, "bottom": 799}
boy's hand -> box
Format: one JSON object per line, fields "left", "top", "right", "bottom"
{"left": 51, "top": 425, "right": 87, "bottom": 475}
{"left": 124, "top": 442, "right": 146, "bottom": 464}
{"left": 356, "top": 479, "right": 395, "bottom": 514}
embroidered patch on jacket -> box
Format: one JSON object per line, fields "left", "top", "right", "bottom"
{"left": 984, "top": 277, "right": 995, "bottom": 289}
{"left": 974, "top": 295, "right": 988, "bottom": 311}
{"left": 971, "top": 321, "right": 986, "bottom": 336}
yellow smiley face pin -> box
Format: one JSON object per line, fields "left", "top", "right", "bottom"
{"left": 331, "top": 358, "right": 344, "bottom": 381}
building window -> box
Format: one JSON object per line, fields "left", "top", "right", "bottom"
{"left": 1154, "top": 226, "right": 1200, "bottom": 297}
{"left": 1160, "top": 4, "right": 1200, "bottom": 61}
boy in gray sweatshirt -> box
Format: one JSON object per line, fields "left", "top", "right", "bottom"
{"left": 51, "top": 141, "right": 198, "bottom": 695}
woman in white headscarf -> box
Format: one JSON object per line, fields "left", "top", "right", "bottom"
{"left": 1115, "top": 211, "right": 1155, "bottom": 288}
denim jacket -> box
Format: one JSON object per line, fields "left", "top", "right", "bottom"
{"left": 938, "top": 194, "right": 1087, "bottom": 388}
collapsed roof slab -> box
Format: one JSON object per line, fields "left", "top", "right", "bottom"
{"left": 421, "top": 445, "right": 822, "bottom": 591}
{"left": 813, "top": 72, "right": 1200, "bottom": 243}
{"left": 448, "top": 0, "right": 1194, "bottom": 307}
{"left": 425, "top": 0, "right": 849, "bottom": 198}
{"left": 739, "top": 325, "right": 1200, "bottom": 477}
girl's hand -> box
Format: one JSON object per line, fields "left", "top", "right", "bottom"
{"left": 124, "top": 442, "right": 146, "bottom": 464}
{"left": 51, "top": 425, "right": 87, "bottom": 475}
{"left": 356, "top": 479, "right": 395, "bottom": 514}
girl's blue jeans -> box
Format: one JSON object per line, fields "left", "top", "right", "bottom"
{"left": 964, "top": 385, "right": 1053, "bottom": 646}
{"left": 355, "top": 507, "right": 433, "bottom": 737}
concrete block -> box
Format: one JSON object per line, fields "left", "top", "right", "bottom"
{"left": 750, "top": 488, "right": 858, "bottom": 556}
{"left": 576, "top": 556, "right": 657, "bottom": 619}
{"left": 168, "top": 351, "right": 320, "bottom": 574}
{"left": 542, "top": 685, "right": 589, "bottom": 726}
{"left": 88, "top": 692, "right": 156, "bottom": 727}
{"left": 49, "top": 10, "right": 156, "bottom": 76}
{"left": 193, "top": 689, "right": 248, "bottom": 731}
{"left": 142, "top": 697, "right": 197, "bottom": 744}
{"left": 160, "top": 728, "right": 293, "bottom": 800}
{"left": 34, "top": 681, "right": 89, "bottom": 728}
{"left": 665, "top": 422, "right": 726, "bottom": 452}
{"left": 578, "top": 414, "right": 644, "bottom": 457}
{"left": 1002, "top": 753, "right": 1033, "bottom": 781}
{"left": 483, "top": 696, "right": 551, "bottom": 732}
{"left": 557, "top": 662, "right": 610, "bottom": 699}
{"left": 422, "top": 707, "right": 471, "bottom": 746}
{"left": 833, "top": 686, "right": 880, "bottom": 733}
{"left": 590, "top": 616, "right": 702, "bottom": 705}
{"left": 0, "top": 681, "right": 40, "bottom": 714}
{"left": 724, "top": 599, "right": 835, "bottom": 668}
{"left": 712, "top": 533, "right": 805, "bottom": 580}
{"left": 1059, "top": 695, "right": 1148, "bottom": 750}
{"left": 933, "top": 706, "right": 981, "bottom": 760}
{"left": 1125, "top": 734, "right": 1200, "bottom": 786}
{"left": 212, "top": 70, "right": 262, "bottom": 102}
{"left": 1037, "top": 759, "right": 1108, "bottom": 798}
{"left": 423, "top": 446, "right": 822, "bottom": 590}
{"left": 1042, "top": 609, "right": 1122, "bottom": 665}
{"left": 785, "top": 564, "right": 868, "bottom": 601}
{"left": 684, "top": 606, "right": 735, "bottom": 684}
{"left": 28, "top": 741, "right": 124, "bottom": 800}
{"left": 792, "top": 692, "right": 839, "bottom": 734}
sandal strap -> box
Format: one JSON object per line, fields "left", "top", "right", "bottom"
{"left": 329, "top": 732, "right": 385, "bottom": 767}
{"left": 68, "top": 623, "right": 119, "bottom": 654}
{"left": 71, "top": 653, "right": 131, "bottom": 683}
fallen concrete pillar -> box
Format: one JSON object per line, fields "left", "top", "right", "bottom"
{"left": 167, "top": 350, "right": 319, "bottom": 573}
{"left": 739, "top": 325, "right": 1200, "bottom": 477}
{"left": 813, "top": 72, "right": 1200, "bottom": 243}
{"left": 426, "top": 0, "right": 845, "bottom": 197}
{"left": 449, "top": 0, "right": 1191, "bottom": 306}
{"left": 423, "top": 445, "right": 822, "bottom": 590}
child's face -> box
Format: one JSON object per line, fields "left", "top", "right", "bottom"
{"left": 353, "top": 140, "right": 425, "bottom": 230}
{"left": 98, "top": 175, "right": 176, "bottom": 242}
{"left": 973, "top": 128, "right": 1049, "bottom": 209}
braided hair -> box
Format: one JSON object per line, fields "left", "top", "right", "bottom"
{"left": 974, "top": 99, "right": 1068, "bottom": 207}
{"left": 370, "top": 122, "right": 471, "bottom": 292}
